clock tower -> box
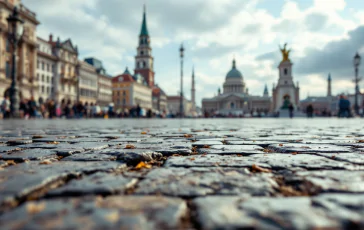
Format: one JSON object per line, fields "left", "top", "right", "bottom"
{"left": 134, "top": 5, "right": 155, "bottom": 87}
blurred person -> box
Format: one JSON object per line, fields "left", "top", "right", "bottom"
{"left": 28, "top": 96, "right": 37, "bottom": 118}
{"left": 1, "top": 96, "right": 10, "bottom": 119}
{"left": 288, "top": 103, "right": 294, "bottom": 118}
{"left": 338, "top": 95, "right": 351, "bottom": 118}
{"left": 306, "top": 104, "right": 314, "bottom": 118}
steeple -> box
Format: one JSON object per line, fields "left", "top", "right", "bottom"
{"left": 263, "top": 84, "right": 269, "bottom": 97}
{"left": 140, "top": 4, "right": 149, "bottom": 36}
{"left": 232, "top": 58, "right": 236, "bottom": 69}
{"left": 327, "top": 73, "right": 332, "bottom": 97}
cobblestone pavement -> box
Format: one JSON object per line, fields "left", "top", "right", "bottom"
{"left": 0, "top": 118, "right": 364, "bottom": 229}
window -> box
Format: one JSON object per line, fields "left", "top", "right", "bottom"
{"left": 42, "top": 75, "right": 44, "bottom": 82}
{"left": 285, "top": 81, "right": 288, "bottom": 84}
{"left": 284, "top": 68, "right": 288, "bottom": 75}
{"left": 47, "top": 87, "right": 50, "bottom": 93}
{"left": 143, "top": 61, "right": 146, "bottom": 68}
{"left": 47, "top": 76, "right": 50, "bottom": 83}
{"left": 117, "top": 91, "right": 120, "bottom": 96}
{"left": 140, "top": 51, "right": 144, "bottom": 55}
{"left": 37, "top": 61, "right": 40, "bottom": 69}
{"left": 6, "top": 62, "right": 11, "bottom": 79}
{"left": 52, "top": 64, "right": 55, "bottom": 73}
{"left": 47, "top": 64, "right": 49, "bottom": 71}
{"left": 36, "top": 74, "right": 39, "bottom": 81}
{"left": 42, "top": 62, "right": 44, "bottom": 70}
{"left": 41, "top": 86, "right": 45, "bottom": 93}
{"left": 123, "top": 98, "right": 126, "bottom": 104}
{"left": 123, "top": 91, "right": 126, "bottom": 96}
{"left": 6, "top": 39, "right": 10, "bottom": 52}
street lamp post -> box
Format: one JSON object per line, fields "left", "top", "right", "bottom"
{"left": 353, "top": 52, "right": 361, "bottom": 116}
{"left": 179, "top": 44, "right": 184, "bottom": 118}
{"left": 7, "top": 7, "right": 24, "bottom": 118}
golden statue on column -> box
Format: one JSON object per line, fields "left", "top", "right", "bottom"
{"left": 279, "top": 43, "right": 291, "bottom": 62}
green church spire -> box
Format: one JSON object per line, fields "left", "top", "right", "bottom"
{"left": 140, "top": 4, "right": 149, "bottom": 36}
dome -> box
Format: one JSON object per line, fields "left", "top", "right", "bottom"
{"left": 226, "top": 59, "right": 243, "bottom": 79}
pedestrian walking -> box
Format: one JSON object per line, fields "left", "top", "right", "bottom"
{"left": 288, "top": 103, "right": 294, "bottom": 118}
{"left": 306, "top": 104, "right": 314, "bottom": 118}
{"left": 338, "top": 95, "right": 351, "bottom": 118}
{"left": 1, "top": 96, "right": 10, "bottom": 119}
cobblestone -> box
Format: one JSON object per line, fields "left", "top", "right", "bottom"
{"left": 0, "top": 119, "right": 363, "bottom": 229}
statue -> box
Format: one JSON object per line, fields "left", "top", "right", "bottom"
{"left": 279, "top": 43, "right": 291, "bottom": 62}
{"left": 281, "top": 95, "right": 291, "bottom": 109}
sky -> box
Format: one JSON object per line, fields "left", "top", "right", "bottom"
{"left": 24, "top": 0, "right": 364, "bottom": 106}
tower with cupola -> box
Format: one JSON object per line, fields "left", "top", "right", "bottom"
{"left": 134, "top": 5, "right": 155, "bottom": 87}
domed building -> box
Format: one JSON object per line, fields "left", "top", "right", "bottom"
{"left": 202, "top": 59, "right": 271, "bottom": 116}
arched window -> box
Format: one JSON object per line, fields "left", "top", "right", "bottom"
{"left": 230, "top": 102, "right": 235, "bottom": 109}
{"left": 140, "top": 51, "right": 144, "bottom": 55}
{"left": 284, "top": 68, "right": 288, "bottom": 75}
{"left": 143, "top": 61, "right": 146, "bottom": 68}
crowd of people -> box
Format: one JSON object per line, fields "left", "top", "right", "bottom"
{"left": 0, "top": 97, "right": 162, "bottom": 119}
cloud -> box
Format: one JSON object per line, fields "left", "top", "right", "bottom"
{"left": 304, "top": 12, "right": 328, "bottom": 32}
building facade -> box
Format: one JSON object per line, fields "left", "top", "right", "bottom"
{"left": 84, "top": 57, "right": 112, "bottom": 107}
{"left": 272, "top": 44, "right": 300, "bottom": 112}
{"left": 77, "top": 60, "right": 98, "bottom": 104}
{"left": 167, "top": 95, "right": 192, "bottom": 117}
{"left": 0, "top": 0, "right": 39, "bottom": 100}
{"left": 47, "top": 35, "right": 79, "bottom": 103}
{"left": 112, "top": 68, "right": 152, "bottom": 112}
{"left": 202, "top": 59, "right": 271, "bottom": 116}
{"left": 36, "top": 37, "right": 56, "bottom": 103}
{"left": 152, "top": 84, "right": 167, "bottom": 114}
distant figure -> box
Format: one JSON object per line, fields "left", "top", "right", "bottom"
{"left": 306, "top": 104, "right": 314, "bottom": 118}
{"left": 1, "top": 96, "right": 10, "bottom": 119}
{"left": 136, "top": 104, "right": 141, "bottom": 118}
{"left": 147, "top": 109, "right": 152, "bottom": 118}
{"left": 338, "top": 95, "right": 351, "bottom": 118}
{"left": 288, "top": 103, "right": 294, "bottom": 118}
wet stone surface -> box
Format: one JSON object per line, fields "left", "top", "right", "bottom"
{"left": 0, "top": 119, "right": 364, "bottom": 229}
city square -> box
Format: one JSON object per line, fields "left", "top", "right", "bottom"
{"left": 0, "top": 118, "right": 364, "bottom": 229}
{"left": 1, "top": 0, "right": 364, "bottom": 229}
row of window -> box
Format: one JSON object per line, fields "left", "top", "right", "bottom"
{"left": 113, "top": 91, "right": 127, "bottom": 96}
{"left": 80, "top": 89, "right": 97, "bottom": 98}
{"left": 36, "top": 74, "right": 54, "bottom": 83}
{"left": 80, "top": 78, "right": 97, "bottom": 87}
{"left": 61, "top": 85, "right": 76, "bottom": 93}
{"left": 37, "top": 61, "right": 55, "bottom": 73}
{"left": 40, "top": 86, "right": 53, "bottom": 94}
{"left": 116, "top": 99, "right": 127, "bottom": 105}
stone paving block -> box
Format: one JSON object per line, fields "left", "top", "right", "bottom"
{"left": 268, "top": 143, "right": 352, "bottom": 153}
{"left": 46, "top": 172, "right": 138, "bottom": 196}
{"left": 192, "top": 140, "right": 225, "bottom": 147}
{"left": 193, "top": 194, "right": 364, "bottom": 230}
{"left": 94, "top": 148, "right": 164, "bottom": 164}
{"left": 0, "top": 196, "right": 187, "bottom": 230}
{"left": 154, "top": 148, "right": 192, "bottom": 156}
{"left": 226, "top": 140, "right": 283, "bottom": 147}
{"left": 6, "top": 138, "right": 33, "bottom": 146}
{"left": 0, "top": 149, "right": 58, "bottom": 162}
{"left": 164, "top": 153, "right": 362, "bottom": 170}
{"left": 315, "top": 152, "right": 364, "bottom": 165}
{"left": 198, "top": 145, "right": 264, "bottom": 155}
{"left": 0, "top": 146, "right": 23, "bottom": 153}
{"left": 61, "top": 152, "right": 117, "bottom": 161}
{"left": 135, "top": 167, "right": 278, "bottom": 197}
{"left": 291, "top": 170, "right": 364, "bottom": 193}
{"left": 71, "top": 142, "right": 110, "bottom": 151}
{"left": 0, "top": 161, "right": 126, "bottom": 211}
{"left": 67, "top": 137, "right": 109, "bottom": 143}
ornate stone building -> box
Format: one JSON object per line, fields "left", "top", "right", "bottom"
{"left": 272, "top": 44, "right": 300, "bottom": 112}
{"left": 112, "top": 68, "right": 152, "bottom": 111}
{"left": 36, "top": 37, "right": 56, "bottom": 103}
{"left": 84, "top": 57, "right": 112, "bottom": 107}
{"left": 48, "top": 35, "right": 79, "bottom": 103}
{"left": 0, "top": 0, "right": 39, "bottom": 100}
{"left": 202, "top": 59, "right": 271, "bottom": 116}
{"left": 77, "top": 60, "right": 98, "bottom": 104}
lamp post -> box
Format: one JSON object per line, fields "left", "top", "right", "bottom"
{"left": 353, "top": 52, "right": 361, "bottom": 115}
{"left": 7, "top": 7, "right": 24, "bottom": 118}
{"left": 179, "top": 44, "right": 184, "bottom": 118}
